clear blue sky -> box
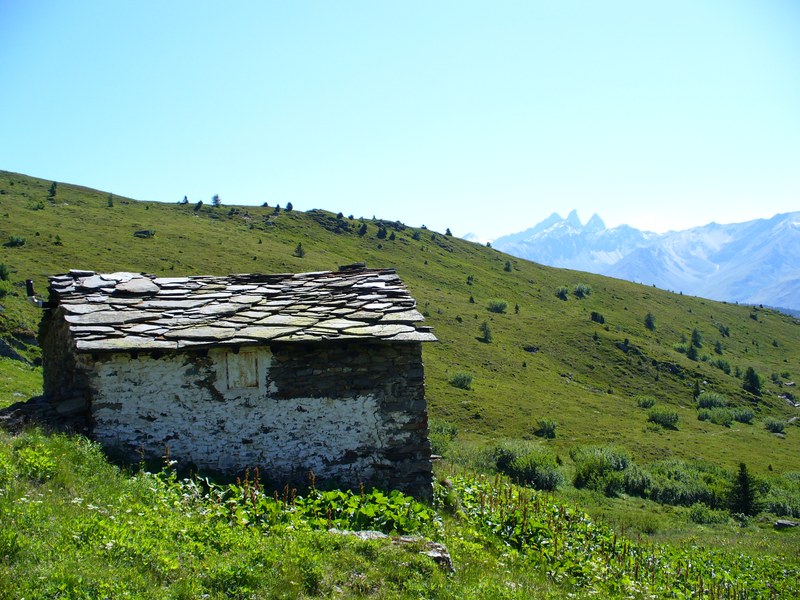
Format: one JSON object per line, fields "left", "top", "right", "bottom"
{"left": 2, "top": 1, "right": 799, "bottom": 239}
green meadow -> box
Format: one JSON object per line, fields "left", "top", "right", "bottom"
{"left": 0, "top": 170, "right": 798, "bottom": 597}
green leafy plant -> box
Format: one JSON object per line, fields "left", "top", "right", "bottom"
{"left": 486, "top": 299, "right": 507, "bottom": 314}
{"left": 636, "top": 395, "right": 656, "bottom": 408}
{"left": 449, "top": 372, "right": 473, "bottom": 390}
{"left": 492, "top": 441, "right": 564, "bottom": 490}
{"left": 534, "top": 418, "right": 557, "bottom": 439}
{"left": 764, "top": 418, "right": 786, "bottom": 434}
{"left": 696, "top": 391, "right": 727, "bottom": 409}
{"left": 573, "top": 283, "right": 591, "bottom": 299}
{"left": 648, "top": 407, "right": 679, "bottom": 429}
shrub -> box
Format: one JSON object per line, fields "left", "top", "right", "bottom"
{"left": 644, "top": 312, "right": 656, "bottom": 331}
{"left": 763, "top": 472, "right": 800, "bottom": 518}
{"left": 696, "top": 391, "right": 727, "bottom": 409}
{"left": 449, "top": 372, "right": 473, "bottom": 390}
{"left": 479, "top": 321, "right": 493, "bottom": 343}
{"left": 673, "top": 343, "right": 688, "bottom": 354}
{"left": 730, "top": 407, "right": 754, "bottom": 424}
{"left": 711, "top": 358, "right": 731, "bottom": 374}
{"left": 573, "top": 283, "right": 591, "bottom": 299}
{"left": 764, "top": 418, "right": 786, "bottom": 434}
{"left": 570, "top": 445, "right": 632, "bottom": 496}
{"left": 648, "top": 459, "right": 729, "bottom": 508}
{"left": 636, "top": 396, "right": 656, "bottom": 409}
{"left": 705, "top": 408, "right": 733, "bottom": 427}
{"left": 534, "top": 419, "right": 557, "bottom": 439}
{"left": 555, "top": 286, "right": 569, "bottom": 300}
{"left": 590, "top": 311, "right": 605, "bottom": 324}
{"left": 689, "top": 502, "right": 729, "bottom": 524}
{"left": 428, "top": 419, "right": 458, "bottom": 456}
{"left": 492, "top": 441, "right": 564, "bottom": 491}
{"left": 648, "top": 407, "right": 678, "bottom": 429}
{"left": 5, "top": 235, "right": 25, "bottom": 247}
{"left": 504, "top": 260, "right": 512, "bottom": 272}
{"left": 0, "top": 263, "right": 9, "bottom": 281}
{"left": 486, "top": 299, "right": 508, "bottom": 314}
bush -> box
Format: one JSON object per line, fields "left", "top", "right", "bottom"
{"left": 5, "top": 235, "right": 25, "bottom": 247}
{"left": 689, "top": 502, "right": 729, "bottom": 524}
{"left": 534, "top": 419, "right": 557, "bottom": 439}
{"left": 492, "top": 441, "right": 564, "bottom": 491}
{"left": 479, "top": 321, "right": 493, "bottom": 343}
{"left": 730, "top": 407, "right": 754, "bottom": 424}
{"left": 763, "top": 472, "right": 800, "bottom": 518}
{"left": 555, "top": 286, "right": 569, "bottom": 301}
{"left": 636, "top": 396, "right": 656, "bottom": 409}
{"left": 648, "top": 459, "right": 728, "bottom": 508}
{"left": 0, "top": 263, "right": 9, "bottom": 281}
{"left": 705, "top": 408, "right": 733, "bottom": 427}
{"left": 644, "top": 312, "right": 656, "bottom": 331}
{"left": 764, "top": 418, "right": 786, "bottom": 434}
{"left": 648, "top": 407, "right": 679, "bottom": 429}
{"left": 486, "top": 299, "right": 508, "bottom": 314}
{"left": 428, "top": 419, "right": 458, "bottom": 456}
{"left": 590, "top": 311, "right": 605, "bottom": 324}
{"left": 570, "top": 445, "right": 632, "bottom": 496}
{"left": 711, "top": 358, "right": 731, "bottom": 374}
{"left": 696, "top": 391, "right": 727, "bottom": 409}
{"left": 573, "top": 283, "right": 592, "bottom": 299}
{"left": 449, "top": 372, "right": 473, "bottom": 390}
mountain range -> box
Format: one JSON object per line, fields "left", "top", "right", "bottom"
{"left": 493, "top": 210, "right": 800, "bottom": 313}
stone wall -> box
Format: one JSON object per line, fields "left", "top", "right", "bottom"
{"left": 84, "top": 341, "right": 432, "bottom": 499}
{"left": 37, "top": 307, "right": 91, "bottom": 430}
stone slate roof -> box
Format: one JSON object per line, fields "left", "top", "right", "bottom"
{"left": 47, "top": 266, "right": 436, "bottom": 353}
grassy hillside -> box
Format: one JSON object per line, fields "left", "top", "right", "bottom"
{"left": 1, "top": 170, "right": 798, "bottom": 597}
{"left": 1, "top": 169, "right": 797, "bottom": 474}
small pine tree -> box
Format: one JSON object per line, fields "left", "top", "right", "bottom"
{"left": 0, "top": 263, "right": 9, "bottom": 281}
{"left": 107, "top": 194, "right": 114, "bottom": 207}
{"left": 714, "top": 340, "right": 723, "bottom": 355}
{"left": 211, "top": 194, "right": 221, "bottom": 207}
{"left": 686, "top": 344, "right": 699, "bottom": 361}
{"left": 504, "top": 260, "right": 512, "bottom": 272}
{"left": 181, "top": 195, "right": 188, "bottom": 205}
{"left": 729, "top": 463, "right": 758, "bottom": 516}
{"left": 376, "top": 226, "right": 387, "bottom": 239}
{"left": 445, "top": 228, "right": 452, "bottom": 236}
{"left": 479, "top": 321, "right": 493, "bottom": 343}
{"left": 691, "top": 328, "right": 703, "bottom": 348}
{"left": 742, "top": 367, "right": 762, "bottom": 396}
{"left": 514, "top": 303, "right": 520, "bottom": 314}
{"left": 194, "top": 200, "right": 203, "bottom": 212}
{"left": 644, "top": 312, "right": 656, "bottom": 331}
{"left": 274, "top": 204, "right": 281, "bottom": 214}
{"left": 286, "top": 202, "right": 293, "bottom": 212}
{"left": 293, "top": 242, "right": 305, "bottom": 258}
{"left": 48, "top": 181, "right": 57, "bottom": 199}
{"left": 358, "top": 223, "right": 368, "bottom": 237}
{"left": 693, "top": 380, "right": 701, "bottom": 399}
{"left": 388, "top": 231, "right": 396, "bottom": 241}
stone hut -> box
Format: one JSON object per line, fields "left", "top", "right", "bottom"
{"left": 38, "top": 265, "right": 436, "bottom": 499}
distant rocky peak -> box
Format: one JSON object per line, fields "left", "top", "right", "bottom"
{"left": 566, "top": 209, "right": 582, "bottom": 228}
{"left": 585, "top": 213, "right": 606, "bottom": 232}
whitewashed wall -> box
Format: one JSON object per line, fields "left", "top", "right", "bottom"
{"left": 83, "top": 343, "right": 431, "bottom": 496}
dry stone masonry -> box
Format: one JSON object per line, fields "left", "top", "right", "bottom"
{"left": 38, "top": 265, "right": 435, "bottom": 499}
